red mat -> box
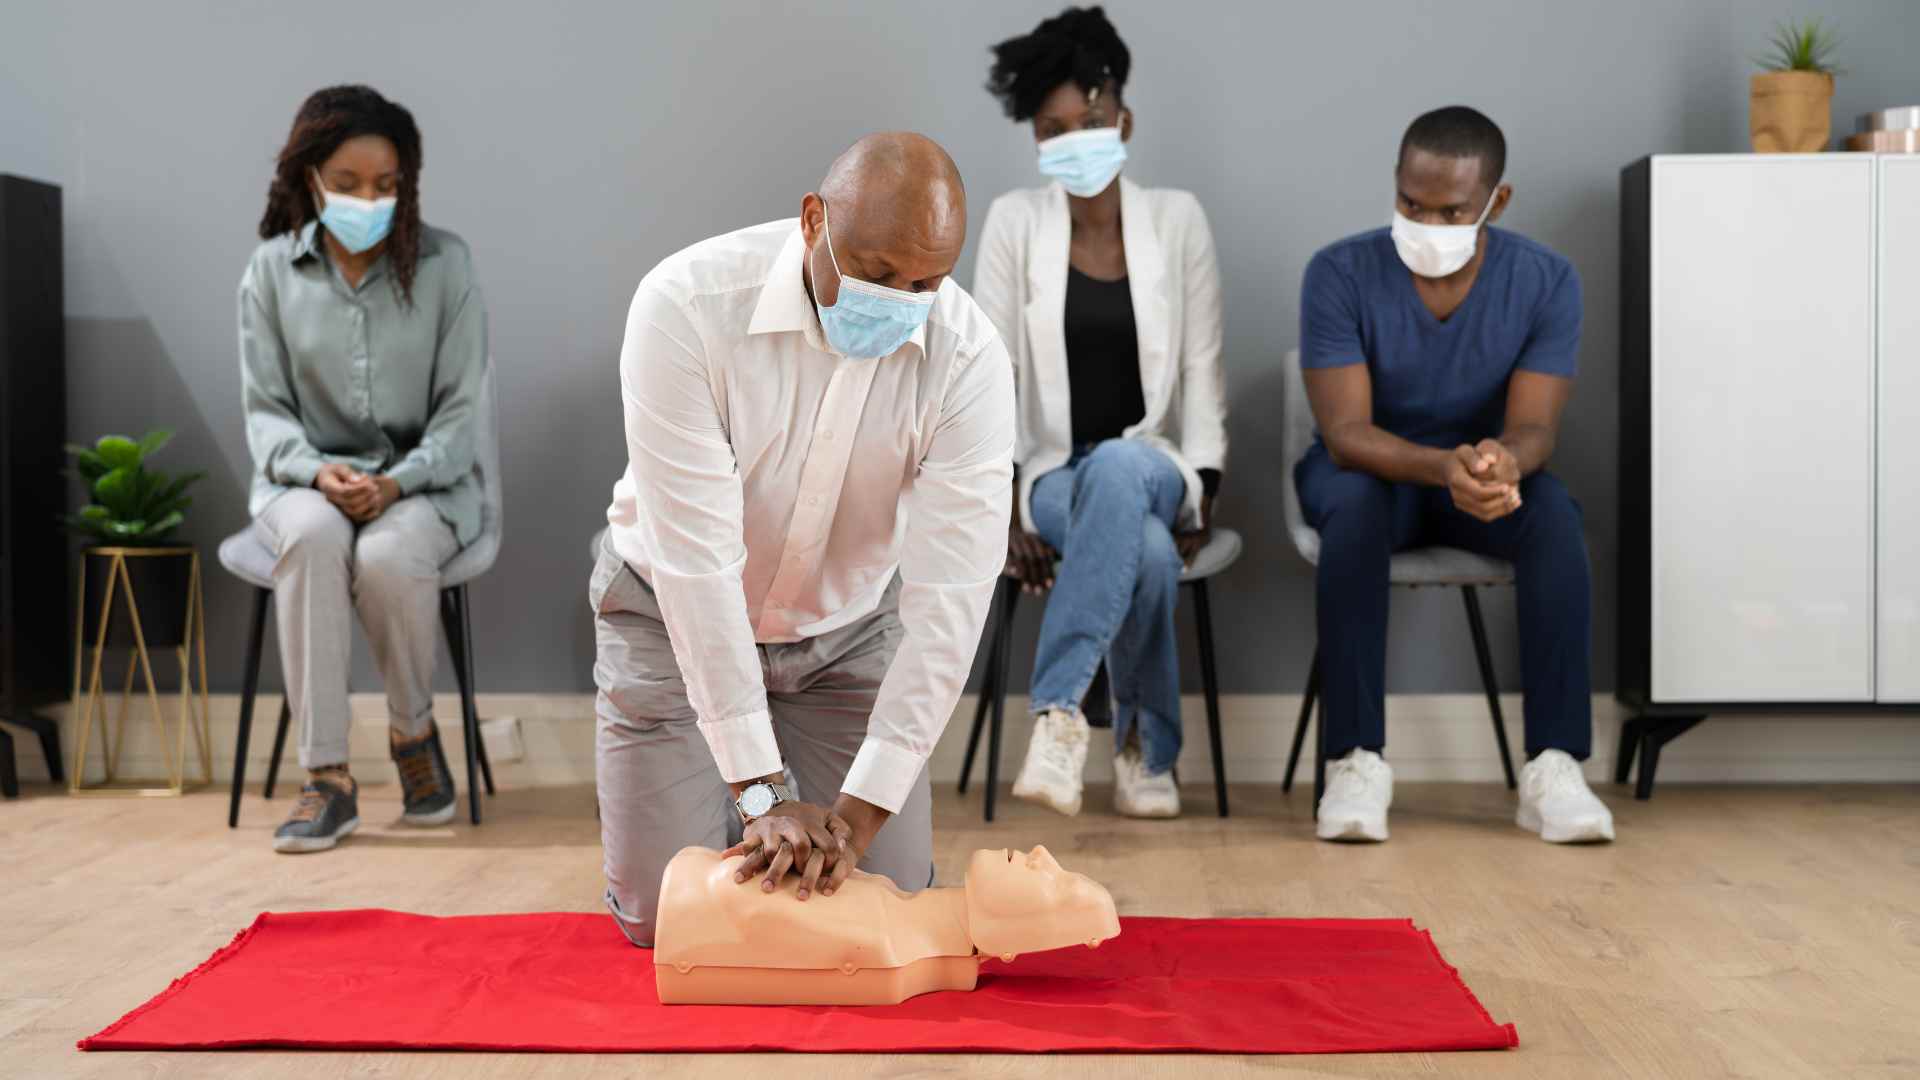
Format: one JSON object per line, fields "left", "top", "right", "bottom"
{"left": 80, "top": 910, "right": 1517, "bottom": 1055}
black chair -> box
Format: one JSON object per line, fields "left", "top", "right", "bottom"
{"left": 957, "top": 528, "right": 1243, "bottom": 822}
{"left": 219, "top": 357, "right": 502, "bottom": 827}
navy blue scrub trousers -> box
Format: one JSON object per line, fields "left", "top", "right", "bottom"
{"left": 1294, "top": 446, "right": 1593, "bottom": 761}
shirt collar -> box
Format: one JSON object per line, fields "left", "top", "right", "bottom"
{"left": 746, "top": 223, "right": 929, "bottom": 358}
{"left": 291, "top": 220, "right": 323, "bottom": 264}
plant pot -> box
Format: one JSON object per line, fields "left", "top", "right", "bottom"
{"left": 81, "top": 547, "right": 195, "bottom": 650}
{"left": 1750, "top": 71, "right": 1834, "bottom": 153}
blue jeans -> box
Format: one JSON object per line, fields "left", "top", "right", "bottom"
{"left": 1295, "top": 445, "right": 1593, "bottom": 761}
{"left": 1028, "top": 439, "right": 1186, "bottom": 774}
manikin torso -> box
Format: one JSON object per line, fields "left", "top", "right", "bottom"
{"left": 654, "top": 846, "right": 1120, "bottom": 1005}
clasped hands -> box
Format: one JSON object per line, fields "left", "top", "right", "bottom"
{"left": 721, "top": 795, "right": 885, "bottom": 902}
{"left": 315, "top": 462, "right": 400, "bottom": 523}
{"left": 1447, "top": 439, "right": 1522, "bottom": 523}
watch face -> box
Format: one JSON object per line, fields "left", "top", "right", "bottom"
{"left": 740, "top": 784, "right": 775, "bottom": 818}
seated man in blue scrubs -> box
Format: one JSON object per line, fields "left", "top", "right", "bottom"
{"left": 1296, "top": 105, "right": 1613, "bottom": 845}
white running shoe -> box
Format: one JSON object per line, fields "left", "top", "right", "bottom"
{"left": 1517, "top": 749, "right": 1615, "bottom": 843}
{"left": 1112, "top": 746, "right": 1180, "bottom": 819}
{"left": 1011, "top": 708, "right": 1090, "bottom": 816}
{"left": 1316, "top": 748, "right": 1392, "bottom": 842}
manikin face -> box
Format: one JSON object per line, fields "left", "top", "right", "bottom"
{"left": 966, "top": 847, "right": 1121, "bottom": 959}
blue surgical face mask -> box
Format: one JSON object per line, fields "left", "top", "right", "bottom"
{"left": 1037, "top": 127, "right": 1128, "bottom": 198}
{"left": 810, "top": 203, "right": 936, "bottom": 360}
{"left": 312, "top": 171, "right": 397, "bottom": 254}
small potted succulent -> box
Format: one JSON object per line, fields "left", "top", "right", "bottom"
{"left": 64, "top": 430, "right": 204, "bottom": 649}
{"left": 1750, "top": 17, "right": 1841, "bottom": 153}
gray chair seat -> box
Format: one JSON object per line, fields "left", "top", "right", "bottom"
{"left": 1030, "top": 525, "right": 1241, "bottom": 583}
{"left": 1180, "top": 526, "right": 1242, "bottom": 582}
{"left": 1287, "top": 525, "right": 1512, "bottom": 587}
{"left": 219, "top": 514, "right": 498, "bottom": 591}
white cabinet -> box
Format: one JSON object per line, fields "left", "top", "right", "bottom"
{"left": 1621, "top": 154, "right": 1912, "bottom": 709}
{"left": 1879, "top": 157, "right": 1920, "bottom": 702}
{"left": 1649, "top": 156, "right": 1876, "bottom": 702}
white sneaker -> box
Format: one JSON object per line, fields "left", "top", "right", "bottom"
{"left": 1011, "top": 708, "right": 1089, "bottom": 816}
{"left": 1517, "top": 749, "right": 1615, "bottom": 843}
{"left": 1112, "top": 746, "right": 1180, "bottom": 819}
{"left": 1316, "top": 748, "right": 1392, "bottom": 842}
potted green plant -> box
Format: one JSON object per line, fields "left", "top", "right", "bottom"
{"left": 1751, "top": 17, "right": 1840, "bottom": 153}
{"left": 64, "top": 431, "right": 204, "bottom": 649}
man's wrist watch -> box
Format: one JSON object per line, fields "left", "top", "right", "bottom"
{"left": 735, "top": 781, "right": 793, "bottom": 823}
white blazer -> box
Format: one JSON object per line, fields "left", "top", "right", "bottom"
{"left": 973, "top": 177, "right": 1227, "bottom": 531}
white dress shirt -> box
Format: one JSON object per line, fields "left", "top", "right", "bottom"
{"left": 605, "top": 219, "right": 1015, "bottom": 814}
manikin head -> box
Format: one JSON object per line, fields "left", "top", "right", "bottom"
{"left": 965, "top": 846, "right": 1121, "bottom": 959}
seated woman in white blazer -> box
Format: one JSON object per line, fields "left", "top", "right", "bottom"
{"left": 973, "top": 6, "right": 1227, "bottom": 820}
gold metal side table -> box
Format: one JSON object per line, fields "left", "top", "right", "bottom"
{"left": 69, "top": 546, "right": 211, "bottom": 796}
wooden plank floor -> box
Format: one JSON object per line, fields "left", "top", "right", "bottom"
{"left": 4, "top": 779, "right": 1917, "bottom": 1078}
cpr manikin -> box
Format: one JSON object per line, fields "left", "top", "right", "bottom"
{"left": 653, "top": 845, "right": 1121, "bottom": 1005}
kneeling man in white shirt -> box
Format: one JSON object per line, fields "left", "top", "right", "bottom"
{"left": 591, "top": 132, "right": 1016, "bottom": 946}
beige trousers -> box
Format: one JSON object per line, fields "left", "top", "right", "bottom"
{"left": 254, "top": 488, "right": 459, "bottom": 769}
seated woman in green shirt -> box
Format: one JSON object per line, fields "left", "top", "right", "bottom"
{"left": 238, "top": 85, "right": 488, "bottom": 853}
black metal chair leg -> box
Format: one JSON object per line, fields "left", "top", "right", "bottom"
{"left": 1461, "top": 586, "right": 1518, "bottom": 790}
{"left": 264, "top": 698, "right": 291, "bottom": 799}
{"left": 455, "top": 588, "right": 495, "bottom": 796}
{"left": 1614, "top": 717, "right": 1642, "bottom": 784}
{"left": 1189, "top": 580, "right": 1229, "bottom": 818}
{"left": 439, "top": 588, "right": 494, "bottom": 808}
{"left": 1313, "top": 681, "right": 1327, "bottom": 820}
{"left": 958, "top": 580, "right": 1011, "bottom": 795}
{"left": 0, "top": 727, "right": 17, "bottom": 798}
{"left": 229, "top": 587, "right": 271, "bottom": 827}
{"left": 449, "top": 586, "right": 484, "bottom": 824}
{"left": 983, "top": 584, "right": 1018, "bottom": 823}
{"left": 1282, "top": 645, "right": 1321, "bottom": 793}
{"left": 1, "top": 711, "right": 63, "bottom": 785}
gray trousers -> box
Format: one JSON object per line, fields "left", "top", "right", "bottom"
{"left": 589, "top": 536, "right": 933, "bottom": 948}
{"left": 254, "top": 488, "right": 459, "bottom": 769}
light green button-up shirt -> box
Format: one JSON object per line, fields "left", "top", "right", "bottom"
{"left": 238, "top": 221, "right": 487, "bottom": 545}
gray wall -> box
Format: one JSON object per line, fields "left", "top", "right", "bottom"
{"left": 5, "top": 1, "right": 1916, "bottom": 695}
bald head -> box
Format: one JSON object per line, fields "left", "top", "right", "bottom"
{"left": 801, "top": 132, "right": 966, "bottom": 303}
{"left": 820, "top": 131, "right": 965, "bottom": 229}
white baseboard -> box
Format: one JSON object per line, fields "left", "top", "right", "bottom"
{"left": 18, "top": 692, "right": 1918, "bottom": 788}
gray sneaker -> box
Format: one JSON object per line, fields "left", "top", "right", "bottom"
{"left": 273, "top": 771, "right": 359, "bottom": 853}
{"left": 392, "top": 724, "right": 457, "bottom": 826}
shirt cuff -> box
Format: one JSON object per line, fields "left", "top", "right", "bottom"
{"left": 276, "top": 456, "right": 323, "bottom": 489}
{"left": 384, "top": 456, "right": 433, "bottom": 496}
{"left": 697, "top": 709, "right": 783, "bottom": 784}
{"left": 840, "top": 737, "right": 927, "bottom": 816}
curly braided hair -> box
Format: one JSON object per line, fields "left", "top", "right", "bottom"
{"left": 258, "top": 84, "right": 424, "bottom": 304}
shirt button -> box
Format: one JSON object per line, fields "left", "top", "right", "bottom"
{"left": 807, "top": 496, "right": 820, "bottom": 506}
{"left": 820, "top": 431, "right": 833, "bottom": 441}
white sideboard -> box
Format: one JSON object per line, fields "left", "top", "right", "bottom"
{"left": 1617, "top": 154, "right": 1917, "bottom": 793}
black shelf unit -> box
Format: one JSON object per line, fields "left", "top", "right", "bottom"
{"left": 1, "top": 174, "right": 68, "bottom": 796}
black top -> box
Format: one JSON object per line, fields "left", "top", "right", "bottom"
{"left": 1064, "top": 265, "right": 1146, "bottom": 448}
{"left": 1060, "top": 265, "right": 1221, "bottom": 497}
